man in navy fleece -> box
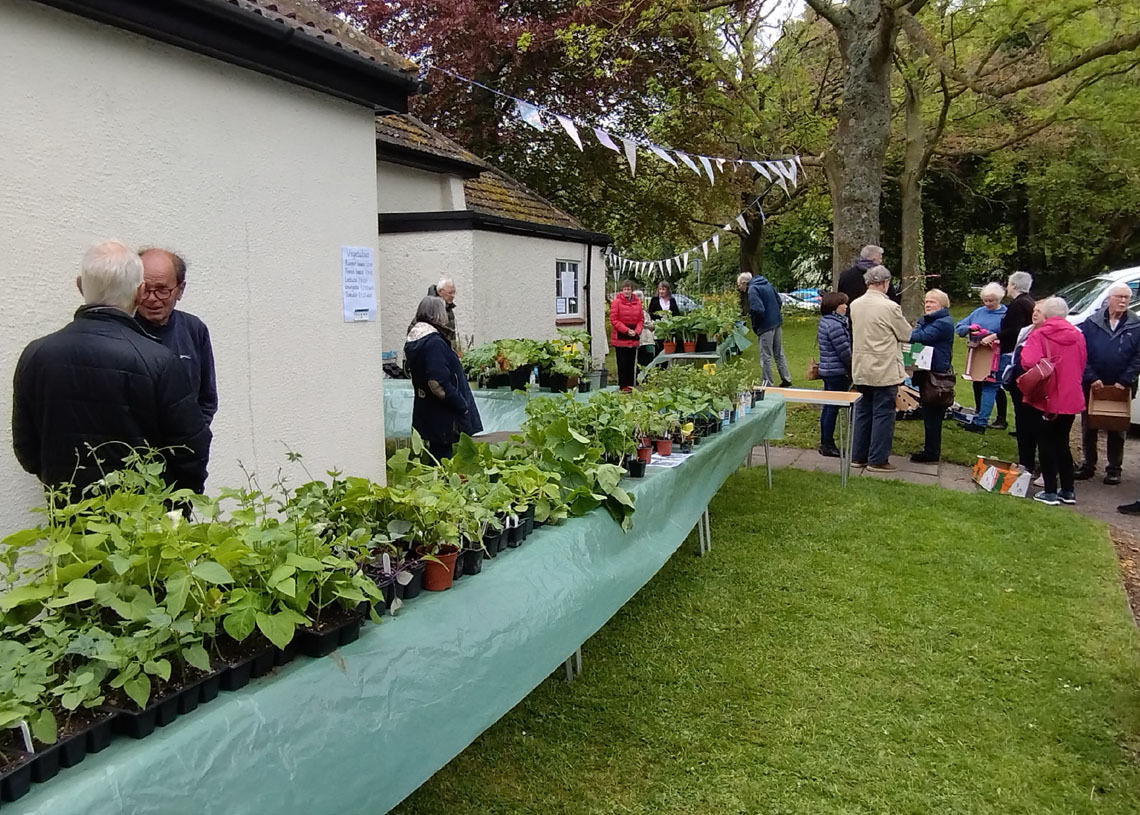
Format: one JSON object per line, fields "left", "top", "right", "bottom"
{"left": 136, "top": 248, "right": 218, "bottom": 427}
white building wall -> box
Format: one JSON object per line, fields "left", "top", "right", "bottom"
{"left": 375, "top": 162, "right": 467, "bottom": 213}
{"left": 377, "top": 230, "right": 476, "bottom": 360}
{"left": 472, "top": 233, "right": 609, "bottom": 366}
{"left": 0, "top": 0, "right": 386, "bottom": 534}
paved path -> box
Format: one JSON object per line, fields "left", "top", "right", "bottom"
{"left": 752, "top": 438, "right": 1140, "bottom": 536}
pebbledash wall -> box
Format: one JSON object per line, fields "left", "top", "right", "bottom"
{"left": 0, "top": 0, "right": 387, "bottom": 534}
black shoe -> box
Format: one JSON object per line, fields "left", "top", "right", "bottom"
{"left": 1009, "top": 429, "right": 1017, "bottom": 437}
{"left": 959, "top": 422, "right": 986, "bottom": 434}
{"left": 1118, "top": 501, "right": 1140, "bottom": 516}
{"left": 1104, "top": 472, "right": 1122, "bottom": 486}
{"left": 779, "top": 380, "right": 793, "bottom": 389}
{"left": 818, "top": 444, "right": 841, "bottom": 458}
{"left": 1073, "top": 466, "right": 1095, "bottom": 481}
{"left": 991, "top": 419, "right": 1007, "bottom": 430}
{"left": 910, "top": 451, "right": 939, "bottom": 463}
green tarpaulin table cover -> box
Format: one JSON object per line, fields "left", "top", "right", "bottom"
{"left": 383, "top": 379, "right": 598, "bottom": 439}
{"left": 10, "top": 399, "right": 786, "bottom": 815}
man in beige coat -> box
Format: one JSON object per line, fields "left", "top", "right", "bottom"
{"left": 849, "top": 265, "right": 913, "bottom": 472}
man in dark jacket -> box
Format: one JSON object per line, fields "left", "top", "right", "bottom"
{"left": 12, "top": 241, "right": 211, "bottom": 499}
{"left": 1075, "top": 282, "right": 1140, "bottom": 485}
{"left": 427, "top": 278, "right": 459, "bottom": 354}
{"left": 838, "top": 245, "right": 899, "bottom": 307}
{"left": 984, "top": 270, "right": 1034, "bottom": 435}
{"left": 739, "top": 272, "right": 791, "bottom": 387}
{"left": 136, "top": 248, "right": 217, "bottom": 426}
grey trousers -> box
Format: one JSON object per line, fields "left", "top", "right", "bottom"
{"left": 757, "top": 326, "right": 791, "bottom": 385}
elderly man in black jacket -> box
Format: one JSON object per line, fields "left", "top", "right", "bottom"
{"left": 12, "top": 241, "right": 211, "bottom": 499}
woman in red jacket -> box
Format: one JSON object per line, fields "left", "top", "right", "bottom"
{"left": 1019, "top": 296, "right": 1087, "bottom": 506}
{"left": 610, "top": 279, "right": 644, "bottom": 391}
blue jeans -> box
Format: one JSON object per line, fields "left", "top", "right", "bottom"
{"left": 852, "top": 385, "right": 897, "bottom": 466}
{"left": 820, "top": 375, "right": 851, "bottom": 446}
{"left": 973, "top": 382, "right": 997, "bottom": 426}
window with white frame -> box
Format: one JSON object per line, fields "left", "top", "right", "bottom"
{"left": 555, "top": 260, "right": 580, "bottom": 317}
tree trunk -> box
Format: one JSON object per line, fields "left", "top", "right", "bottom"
{"left": 899, "top": 76, "right": 926, "bottom": 321}
{"left": 738, "top": 208, "right": 764, "bottom": 278}
{"left": 827, "top": 0, "right": 899, "bottom": 285}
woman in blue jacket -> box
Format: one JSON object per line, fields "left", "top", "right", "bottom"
{"left": 404, "top": 296, "right": 483, "bottom": 461}
{"left": 816, "top": 291, "right": 852, "bottom": 457}
{"left": 910, "top": 289, "right": 955, "bottom": 462}
{"left": 955, "top": 282, "right": 1008, "bottom": 431}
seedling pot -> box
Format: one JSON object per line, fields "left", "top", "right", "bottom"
{"left": 423, "top": 545, "right": 461, "bottom": 591}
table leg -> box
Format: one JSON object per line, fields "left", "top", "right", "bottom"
{"left": 696, "top": 514, "right": 707, "bottom": 556}
{"left": 563, "top": 646, "right": 583, "bottom": 681}
{"left": 843, "top": 405, "right": 855, "bottom": 486}
{"left": 703, "top": 509, "right": 711, "bottom": 553}
{"left": 764, "top": 439, "right": 772, "bottom": 488}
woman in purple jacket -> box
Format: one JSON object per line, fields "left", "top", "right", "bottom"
{"left": 816, "top": 291, "right": 852, "bottom": 457}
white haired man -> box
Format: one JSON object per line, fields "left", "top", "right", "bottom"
{"left": 1076, "top": 281, "right": 1140, "bottom": 485}
{"left": 427, "top": 277, "right": 459, "bottom": 353}
{"left": 12, "top": 241, "right": 210, "bottom": 500}
{"left": 990, "top": 271, "right": 1035, "bottom": 443}
{"left": 849, "top": 265, "right": 912, "bottom": 472}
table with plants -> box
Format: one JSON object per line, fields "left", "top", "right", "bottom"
{"left": 1, "top": 361, "right": 785, "bottom": 815}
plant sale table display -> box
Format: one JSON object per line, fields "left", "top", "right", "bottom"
{"left": 3, "top": 403, "right": 786, "bottom": 815}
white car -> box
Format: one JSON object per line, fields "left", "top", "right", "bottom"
{"left": 1059, "top": 265, "right": 1140, "bottom": 326}
{"left": 1056, "top": 266, "right": 1140, "bottom": 425}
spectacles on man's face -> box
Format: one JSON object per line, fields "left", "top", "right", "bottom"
{"left": 143, "top": 284, "right": 181, "bottom": 302}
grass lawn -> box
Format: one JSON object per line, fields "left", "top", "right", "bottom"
{"left": 610, "top": 306, "right": 1021, "bottom": 467}
{"left": 392, "top": 468, "right": 1140, "bottom": 814}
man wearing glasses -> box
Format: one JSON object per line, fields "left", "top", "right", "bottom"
{"left": 136, "top": 248, "right": 217, "bottom": 426}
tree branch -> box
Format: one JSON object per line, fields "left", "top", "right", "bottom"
{"left": 803, "top": 0, "right": 850, "bottom": 31}
{"left": 900, "top": 10, "right": 1140, "bottom": 96}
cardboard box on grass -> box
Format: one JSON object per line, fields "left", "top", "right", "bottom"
{"left": 972, "top": 456, "right": 1030, "bottom": 497}
{"left": 895, "top": 385, "right": 920, "bottom": 413}
{"left": 962, "top": 343, "right": 994, "bottom": 381}
{"left": 1088, "top": 385, "right": 1131, "bottom": 432}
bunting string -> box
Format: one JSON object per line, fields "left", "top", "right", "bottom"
{"left": 605, "top": 196, "right": 766, "bottom": 281}
{"left": 428, "top": 65, "right": 803, "bottom": 195}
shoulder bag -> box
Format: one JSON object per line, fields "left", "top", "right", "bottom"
{"left": 918, "top": 369, "right": 956, "bottom": 408}
{"left": 1016, "top": 336, "right": 1055, "bottom": 404}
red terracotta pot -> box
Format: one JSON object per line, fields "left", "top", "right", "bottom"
{"left": 637, "top": 446, "right": 653, "bottom": 464}
{"left": 662, "top": 340, "right": 677, "bottom": 354}
{"left": 655, "top": 438, "right": 673, "bottom": 456}
{"left": 423, "top": 544, "right": 461, "bottom": 591}
{"left": 682, "top": 341, "right": 697, "bottom": 353}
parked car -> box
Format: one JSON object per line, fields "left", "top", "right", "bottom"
{"left": 788, "top": 288, "right": 822, "bottom": 305}
{"left": 1059, "top": 265, "right": 1140, "bottom": 326}
{"left": 781, "top": 290, "right": 820, "bottom": 311}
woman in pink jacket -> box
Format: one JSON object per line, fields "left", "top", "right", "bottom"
{"left": 609, "top": 279, "right": 644, "bottom": 391}
{"left": 1019, "top": 296, "right": 1087, "bottom": 506}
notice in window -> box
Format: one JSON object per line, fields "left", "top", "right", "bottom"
{"left": 342, "top": 246, "right": 377, "bottom": 322}
{"left": 560, "top": 271, "right": 577, "bottom": 297}
{"left": 556, "top": 297, "right": 568, "bottom": 315}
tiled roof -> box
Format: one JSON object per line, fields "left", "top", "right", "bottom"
{"left": 235, "top": 0, "right": 418, "bottom": 75}
{"left": 463, "top": 171, "right": 582, "bottom": 230}
{"left": 375, "top": 113, "right": 585, "bottom": 230}
{"left": 375, "top": 114, "right": 485, "bottom": 169}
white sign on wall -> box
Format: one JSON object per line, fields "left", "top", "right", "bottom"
{"left": 341, "top": 245, "right": 376, "bottom": 322}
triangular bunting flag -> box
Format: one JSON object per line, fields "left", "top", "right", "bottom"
{"left": 682, "top": 251, "right": 690, "bottom": 269}
{"left": 647, "top": 143, "right": 678, "bottom": 167}
{"left": 750, "top": 161, "right": 771, "bottom": 181}
{"left": 675, "top": 151, "right": 702, "bottom": 176}
{"left": 556, "top": 115, "right": 584, "bottom": 151}
{"left": 698, "top": 155, "right": 716, "bottom": 183}
{"left": 701, "top": 241, "right": 709, "bottom": 260}
{"left": 723, "top": 222, "right": 733, "bottom": 232}
{"left": 784, "top": 158, "right": 798, "bottom": 187}
{"left": 713, "top": 233, "right": 721, "bottom": 252}
{"left": 715, "top": 158, "right": 726, "bottom": 173}
{"left": 593, "top": 128, "right": 620, "bottom": 152}
{"left": 736, "top": 214, "right": 749, "bottom": 233}
{"left": 514, "top": 99, "right": 546, "bottom": 131}
{"left": 620, "top": 138, "right": 638, "bottom": 175}
{"left": 770, "top": 163, "right": 789, "bottom": 194}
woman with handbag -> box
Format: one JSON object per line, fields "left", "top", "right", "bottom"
{"left": 816, "top": 291, "right": 852, "bottom": 457}
{"left": 908, "top": 290, "right": 955, "bottom": 463}
{"left": 1019, "top": 297, "right": 1087, "bottom": 505}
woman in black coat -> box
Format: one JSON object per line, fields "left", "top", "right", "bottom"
{"left": 404, "top": 296, "right": 482, "bottom": 461}
{"left": 647, "top": 281, "right": 683, "bottom": 357}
